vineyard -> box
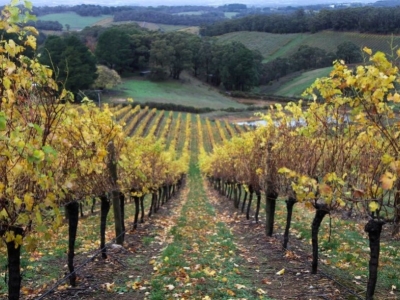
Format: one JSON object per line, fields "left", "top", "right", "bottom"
{"left": 3, "top": 98, "right": 400, "bottom": 299}
{"left": 2, "top": 2, "right": 400, "bottom": 300}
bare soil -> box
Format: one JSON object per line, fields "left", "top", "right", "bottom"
{"left": 34, "top": 180, "right": 373, "bottom": 300}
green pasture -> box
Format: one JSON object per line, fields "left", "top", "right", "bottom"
{"left": 110, "top": 77, "right": 246, "bottom": 109}
{"left": 224, "top": 12, "right": 239, "bottom": 18}
{"left": 218, "top": 30, "right": 400, "bottom": 61}
{"left": 174, "top": 11, "right": 205, "bottom": 15}
{"left": 274, "top": 67, "right": 333, "bottom": 98}
{"left": 217, "top": 31, "right": 302, "bottom": 59}
{"left": 38, "top": 12, "right": 112, "bottom": 30}
{"left": 297, "top": 30, "right": 400, "bottom": 57}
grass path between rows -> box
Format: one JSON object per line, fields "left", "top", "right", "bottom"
{"left": 148, "top": 161, "right": 270, "bottom": 300}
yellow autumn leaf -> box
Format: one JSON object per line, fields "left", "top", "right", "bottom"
{"left": 380, "top": 171, "right": 396, "bottom": 190}
{"left": 319, "top": 183, "right": 332, "bottom": 196}
{"left": 104, "top": 282, "right": 114, "bottom": 292}
{"left": 257, "top": 288, "right": 267, "bottom": 295}
{"left": 234, "top": 283, "right": 246, "bottom": 289}
{"left": 14, "top": 234, "right": 23, "bottom": 249}
{"left": 132, "top": 281, "right": 141, "bottom": 290}
{"left": 24, "top": 193, "right": 34, "bottom": 211}
{"left": 276, "top": 268, "right": 285, "bottom": 275}
{"left": 369, "top": 201, "right": 379, "bottom": 212}
{"left": 382, "top": 153, "right": 394, "bottom": 164}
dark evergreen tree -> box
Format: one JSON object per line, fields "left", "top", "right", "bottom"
{"left": 95, "top": 28, "right": 134, "bottom": 73}
{"left": 40, "top": 34, "right": 98, "bottom": 96}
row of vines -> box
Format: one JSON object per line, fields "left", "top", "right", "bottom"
{"left": 200, "top": 49, "right": 400, "bottom": 300}
{"left": 0, "top": 3, "right": 193, "bottom": 299}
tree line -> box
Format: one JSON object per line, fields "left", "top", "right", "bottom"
{"left": 200, "top": 6, "right": 400, "bottom": 36}
{"left": 113, "top": 10, "right": 225, "bottom": 26}
{"left": 38, "top": 25, "right": 262, "bottom": 94}
{"left": 38, "top": 23, "right": 364, "bottom": 95}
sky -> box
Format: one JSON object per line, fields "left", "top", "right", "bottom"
{"left": 0, "top": 0, "right": 376, "bottom": 7}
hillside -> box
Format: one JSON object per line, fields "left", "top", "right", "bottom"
{"left": 38, "top": 12, "right": 112, "bottom": 30}
{"left": 105, "top": 74, "right": 247, "bottom": 110}
{"left": 217, "top": 30, "right": 400, "bottom": 60}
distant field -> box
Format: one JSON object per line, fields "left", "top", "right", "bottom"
{"left": 295, "top": 30, "right": 400, "bottom": 56}
{"left": 107, "top": 76, "right": 246, "bottom": 109}
{"left": 224, "top": 12, "right": 239, "bottom": 18}
{"left": 178, "top": 26, "right": 200, "bottom": 34}
{"left": 122, "top": 21, "right": 188, "bottom": 32}
{"left": 274, "top": 67, "right": 333, "bottom": 98}
{"left": 38, "top": 12, "right": 112, "bottom": 30}
{"left": 217, "top": 30, "right": 400, "bottom": 60}
{"left": 217, "top": 31, "right": 303, "bottom": 59}
{"left": 174, "top": 11, "right": 205, "bottom": 15}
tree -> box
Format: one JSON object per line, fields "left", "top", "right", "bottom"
{"left": 149, "top": 37, "right": 174, "bottom": 80}
{"left": 95, "top": 28, "right": 133, "bottom": 74}
{"left": 91, "top": 65, "right": 122, "bottom": 90}
{"left": 40, "top": 34, "right": 98, "bottom": 95}
{"left": 219, "top": 42, "right": 262, "bottom": 91}
{"left": 166, "top": 32, "right": 193, "bottom": 79}
{"left": 336, "top": 41, "right": 362, "bottom": 64}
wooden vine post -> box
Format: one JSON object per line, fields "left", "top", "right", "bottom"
{"left": 108, "top": 141, "right": 124, "bottom": 245}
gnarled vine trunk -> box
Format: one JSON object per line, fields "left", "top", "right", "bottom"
{"left": 100, "top": 194, "right": 110, "bottom": 259}
{"left": 66, "top": 201, "right": 79, "bottom": 286}
{"left": 311, "top": 203, "right": 329, "bottom": 274}
{"left": 6, "top": 226, "right": 24, "bottom": 300}
{"left": 283, "top": 196, "right": 297, "bottom": 249}
{"left": 365, "top": 219, "right": 385, "bottom": 300}
{"left": 265, "top": 188, "right": 278, "bottom": 236}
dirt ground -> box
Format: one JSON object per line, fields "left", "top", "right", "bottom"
{"left": 35, "top": 181, "right": 371, "bottom": 300}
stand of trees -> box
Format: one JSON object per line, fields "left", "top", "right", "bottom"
{"left": 40, "top": 34, "right": 98, "bottom": 95}
{"left": 40, "top": 21, "right": 362, "bottom": 93}
{"left": 113, "top": 10, "right": 225, "bottom": 26}
{"left": 201, "top": 6, "right": 400, "bottom": 36}
{"left": 27, "top": 20, "right": 63, "bottom": 31}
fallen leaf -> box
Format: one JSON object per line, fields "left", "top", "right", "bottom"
{"left": 234, "top": 283, "right": 246, "bottom": 289}
{"left": 165, "top": 284, "right": 174, "bottom": 291}
{"left": 276, "top": 268, "right": 285, "bottom": 275}
{"left": 257, "top": 288, "right": 267, "bottom": 295}
{"left": 261, "top": 278, "right": 272, "bottom": 285}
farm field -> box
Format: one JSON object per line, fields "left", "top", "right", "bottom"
{"left": 107, "top": 76, "right": 246, "bottom": 109}
{"left": 38, "top": 12, "right": 112, "bottom": 30}
{"left": 217, "top": 30, "right": 400, "bottom": 60}
{"left": 217, "top": 31, "right": 303, "bottom": 61}
{"left": 273, "top": 67, "right": 333, "bottom": 98}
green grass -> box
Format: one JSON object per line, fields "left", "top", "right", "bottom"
{"left": 149, "top": 162, "right": 272, "bottom": 300}
{"left": 110, "top": 77, "right": 246, "bottom": 109}
{"left": 218, "top": 30, "right": 400, "bottom": 61}
{"left": 224, "top": 12, "right": 239, "bottom": 18}
{"left": 269, "top": 198, "right": 400, "bottom": 297}
{"left": 38, "top": 12, "right": 112, "bottom": 30}
{"left": 217, "top": 31, "right": 302, "bottom": 59}
{"left": 274, "top": 67, "right": 333, "bottom": 97}
{"left": 174, "top": 11, "right": 205, "bottom": 16}
{"left": 294, "top": 30, "right": 400, "bottom": 57}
